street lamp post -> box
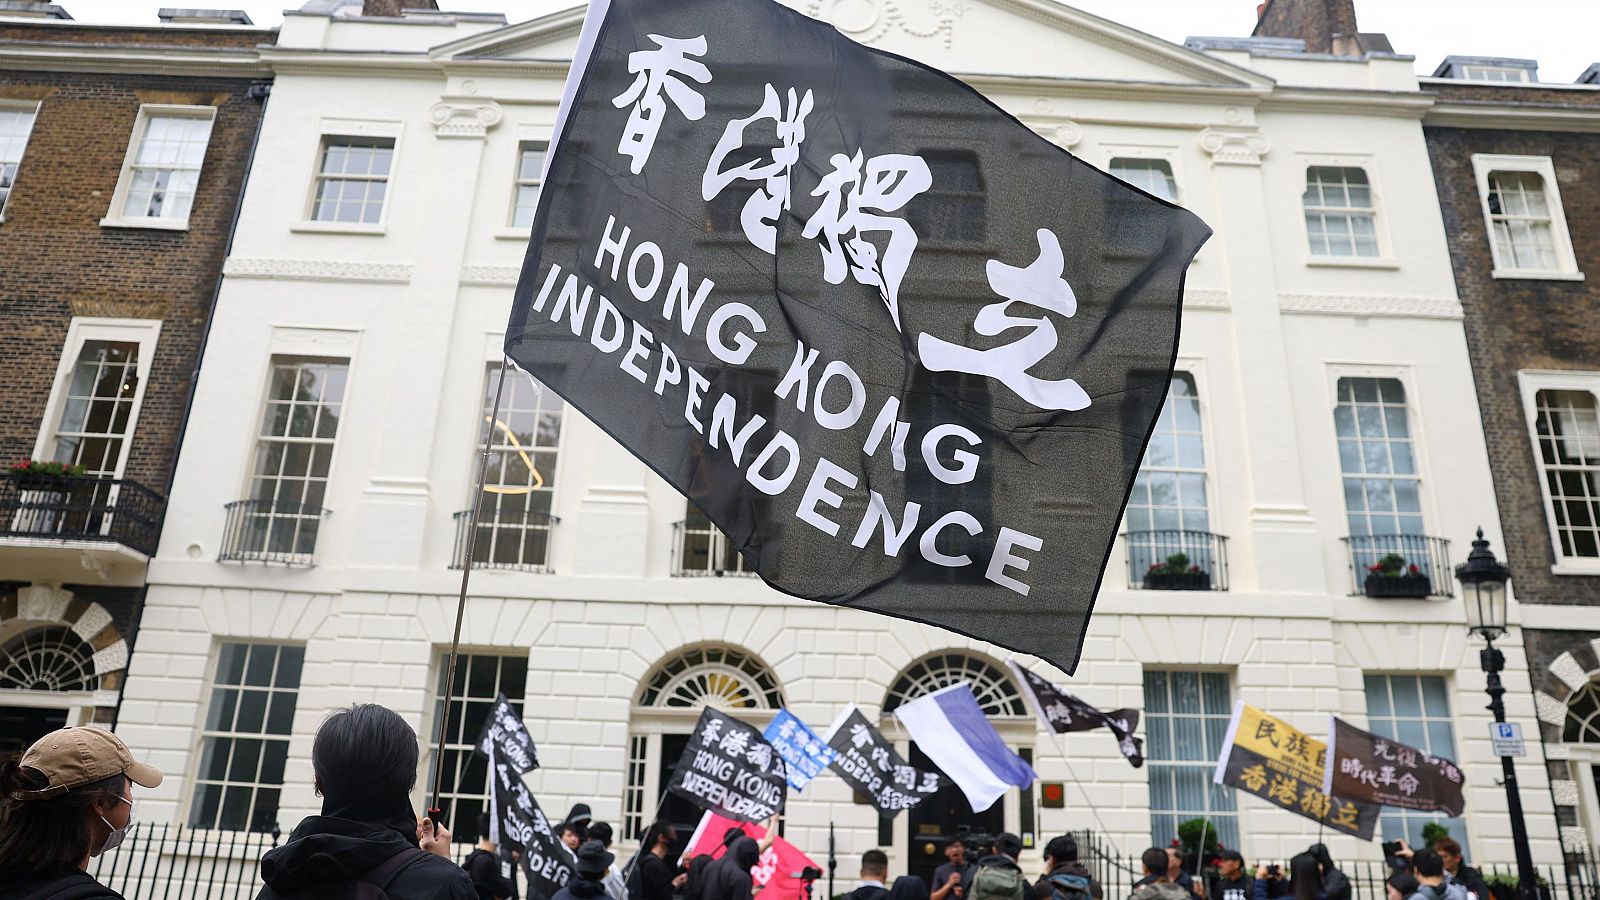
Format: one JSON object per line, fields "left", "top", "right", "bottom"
{"left": 1456, "top": 528, "right": 1539, "bottom": 900}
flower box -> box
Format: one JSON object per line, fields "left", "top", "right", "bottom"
{"left": 1144, "top": 570, "right": 1212, "bottom": 591}
{"left": 1364, "top": 572, "right": 1432, "bottom": 598}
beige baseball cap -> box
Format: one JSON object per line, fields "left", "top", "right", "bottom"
{"left": 13, "top": 726, "right": 163, "bottom": 801}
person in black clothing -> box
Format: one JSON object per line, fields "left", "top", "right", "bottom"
{"left": 847, "top": 850, "right": 892, "bottom": 900}
{"left": 1431, "top": 839, "right": 1487, "bottom": 900}
{"left": 0, "top": 725, "right": 165, "bottom": 900}
{"left": 631, "top": 819, "right": 687, "bottom": 900}
{"left": 1034, "top": 834, "right": 1103, "bottom": 900}
{"left": 562, "top": 805, "right": 593, "bottom": 852}
{"left": 682, "top": 828, "right": 744, "bottom": 900}
{"left": 465, "top": 813, "right": 518, "bottom": 900}
{"left": 1133, "top": 849, "right": 1198, "bottom": 900}
{"left": 702, "top": 836, "right": 762, "bottom": 900}
{"left": 892, "top": 876, "right": 933, "bottom": 900}
{"left": 933, "top": 839, "right": 971, "bottom": 900}
{"left": 553, "top": 842, "right": 615, "bottom": 900}
{"left": 1206, "top": 850, "right": 1253, "bottom": 900}
{"left": 1305, "top": 845, "right": 1349, "bottom": 900}
{"left": 961, "top": 833, "right": 1026, "bottom": 899}
{"left": 255, "top": 704, "right": 475, "bottom": 900}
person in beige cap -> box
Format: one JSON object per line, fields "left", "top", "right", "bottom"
{"left": 0, "top": 724, "right": 163, "bottom": 899}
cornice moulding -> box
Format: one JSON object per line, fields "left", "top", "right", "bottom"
{"left": 461, "top": 265, "right": 521, "bottom": 286}
{"left": 224, "top": 257, "right": 413, "bottom": 284}
{"left": 1184, "top": 289, "right": 1230, "bottom": 309}
{"left": 1278, "top": 293, "right": 1462, "bottom": 320}
{"left": 1423, "top": 102, "right": 1600, "bottom": 134}
{"left": 0, "top": 44, "right": 268, "bottom": 76}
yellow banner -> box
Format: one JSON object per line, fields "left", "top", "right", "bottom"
{"left": 1230, "top": 704, "right": 1328, "bottom": 788}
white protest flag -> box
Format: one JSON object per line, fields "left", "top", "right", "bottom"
{"left": 893, "top": 683, "right": 1035, "bottom": 812}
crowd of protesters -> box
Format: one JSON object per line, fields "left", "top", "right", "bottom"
{"left": 0, "top": 706, "right": 1502, "bottom": 900}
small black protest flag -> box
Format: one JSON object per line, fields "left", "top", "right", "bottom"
{"left": 505, "top": 0, "right": 1211, "bottom": 676}
{"left": 1324, "top": 716, "right": 1465, "bottom": 816}
{"left": 489, "top": 745, "right": 574, "bottom": 900}
{"left": 823, "top": 705, "right": 941, "bottom": 818}
{"left": 1214, "top": 703, "right": 1379, "bottom": 840}
{"left": 1009, "top": 660, "right": 1144, "bottom": 767}
{"left": 477, "top": 692, "right": 540, "bottom": 778}
{"left": 668, "top": 708, "right": 788, "bottom": 823}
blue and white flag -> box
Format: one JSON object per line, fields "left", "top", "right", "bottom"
{"left": 893, "top": 683, "right": 1036, "bottom": 812}
{"left": 763, "top": 709, "right": 835, "bottom": 793}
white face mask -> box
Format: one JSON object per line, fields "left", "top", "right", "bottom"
{"left": 93, "top": 795, "right": 134, "bottom": 858}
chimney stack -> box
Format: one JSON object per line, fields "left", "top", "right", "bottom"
{"left": 1252, "top": 0, "right": 1358, "bottom": 55}
{"left": 361, "top": 0, "right": 439, "bottom": 15}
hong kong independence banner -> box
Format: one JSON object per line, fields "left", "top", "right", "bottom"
{"left": 506, "top": 0, "right": 1211, "bottom": 673}
{"left": 1214, "top": 702, "right": 1379, "bottom": 840}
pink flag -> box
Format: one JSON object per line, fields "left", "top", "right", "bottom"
{"left": 681, "top": 812, "right": 820, "bottom": 900}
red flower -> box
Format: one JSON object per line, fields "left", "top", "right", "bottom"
{"left": 1408, "top": 564, "right": 1420, "bottom": 574}
{"left": 1368, "top": 564, "right": 1383, "bottom": 573}
{"left": 1190, "top": 565, "right": 1202, "bottom": 573}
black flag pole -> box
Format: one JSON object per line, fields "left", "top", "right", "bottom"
{"left": 428, "top": 357, "right": 513, "bottom": 824}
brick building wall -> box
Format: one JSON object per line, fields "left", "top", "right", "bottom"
{"left": 1424, "top": 79, "right": 1600, "bottom": 851}
{"left": 1252, "top": 0, "right": 1358, "bottom": 54}
{"left": 0, "top": 22, "right": 269, "bottom": 742}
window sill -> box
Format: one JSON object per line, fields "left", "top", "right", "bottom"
{"left": 291, "top": 221, "right": 387, "bottom": 236}
{"left": 100, "top": 216, "right": 191, "bottom": 232}
{"left": 1305, "top": 256, "right": 1400, "bottom": 270}
{"left": 1491, "top": 268, "right": 1585, "bottom": 282}
{"left": 1552, "top": 561, "right": 1600, "bottom": 577}
{"left": 495, "top": 227, "right": 531, "bottom": 241}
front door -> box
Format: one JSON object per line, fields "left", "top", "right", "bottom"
{"left": 906, "top": 744, "right": 1005, "bottom": 885}
{"left": 0, "top": 705, "right": 67, "bottom": 753}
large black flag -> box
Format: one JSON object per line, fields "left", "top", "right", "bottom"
{"left": 489, "top": 747, "right": 574, "bottom": 900}
{"left": 507, "top": 0, "right": 1211, "bottom": 674}
{"left": 668, "top": 708, "right": 788, "bottom": 822}
{"left": 822, "top": 705, "right": 941, "bottom": 818}
{"left": 1324, "top": 716, "right": 1465, "bottom": 816}
{"left": 1008, "top": 661, "right": 1144, "bottom": 767}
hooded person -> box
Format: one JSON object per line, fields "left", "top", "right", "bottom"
{"left": 0, "top": 726, "right": 164, "bottom": 900}
{"left": 553, "top": 841, "right": 616, "bottom": 900}
{"left": 1306, "top": 845, "right": 1350, "bottom": 900}
{"left": 702, "top": 836, "right": 762, "bottom": 900}
{"left": 254, "top": 704, "right": 475, "bottom": 900}
{"left": 1034, "top": 834, "right": 1102, "bottom": 900}
{"left": 562, "top": 805, "right": 593, "bottom": 850}
{"left": 964, "top": 834, "right": 1028, "bottom": 900}
{"left": 683, "top": 830, "right": 745, "bottom": 900}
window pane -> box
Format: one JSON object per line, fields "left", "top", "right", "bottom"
{"left": 1363, "top": 674, "right": 1464, "bottom": 854}
{"left": 189, "top": 643, "right": 303, "bottom": 832}
{"left": 1144, "top": 670, "right": 1236, "bottom": 848}
{"left": 431, "top": 652, "right": 529, "bottom": 844}
{"left": 472, "top": 364, "right": 563, "bottom": 571}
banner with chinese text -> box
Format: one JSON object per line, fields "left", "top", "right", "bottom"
{"left": 1324, "top": 716, "right": 1465, "bottom": 816}
{"left": 668, "top": 708, "right": 788, "bottom": 822}
{"left": 1213, "top": 702, "right": 1378, "bottom": 840}
{"left": 762, "top": 709, "right": 836, "bottom": 793}
{"left": 823, "top": 705, "right": 941, "bottom": 817}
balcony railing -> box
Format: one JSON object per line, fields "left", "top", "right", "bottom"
{"left": 1342, "top": 533, "right": 1454, "bottom": 598}
{"left": 1123, "top": 529, "right": 1230, "bottom": 591}
{"left": 451, "top": 508, "right": 558, "bottom": 573}
{"left": 1, "top": 471, "right": 165, "bottom": 555}
{"left": 218, "top": 499, "right": 329, "bottom": 566}
{"left": 672, "top": 518, "right": 755, "bottom": 577}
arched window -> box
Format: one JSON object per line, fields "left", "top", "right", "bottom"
{"left": 625, "top": 646, "right": 783, "bottom": 840}
{"left": 882, "top": 652, "right": 1026, "bottom": 716}
{"left": 0, "top": 626, "right": 99, "bottom": 693}
{"left": 1567, "top": 681, "right": 1600, "bottom": 744}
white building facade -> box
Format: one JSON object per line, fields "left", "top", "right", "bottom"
{"left": 114, "top": 0, "right": 1562, "bottom": 876}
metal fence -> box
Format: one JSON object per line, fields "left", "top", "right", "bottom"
{"left": 0, "top": 471, "right": 165, "bottom": 555}
{"left": 1071, "top": 831, "right": 1600, "bottom": 900}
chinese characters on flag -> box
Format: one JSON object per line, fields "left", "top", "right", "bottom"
{"left": 1213, "top": 702, "right": 1379, "bottom": 840}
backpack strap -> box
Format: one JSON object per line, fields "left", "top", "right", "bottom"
{"left": 361, "top": 847, "right": 433, "bottom": 891}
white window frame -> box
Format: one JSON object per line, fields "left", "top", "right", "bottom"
{"left": 1122, "top": 362, "right": 1220, "bottom": 587}
{"left": 421, "top": 649, "right": 529, "bottom": 841}
{"left": 100, "top": 104, "right": 217, "bottom": 232}
{"left": 1461, "top": 65, "right": 1531, "bottom": 83}
{"left": 1518, "top": 370, "right": 1600, "bottom": 575}
{"left": 1103, "top": 144, "right": 1183, "bottom": 203}
{"left": 184, "top": 640, "right": 305, "bottom": 833}
{"left": 461, "top": 358, "right": 566, "bottom": 573}
{"left": 0, "top": 99, "right": 41, "bottom": 223}
{"left": 1362, "top": 673, "right": 1469, "bottom": 854}
{"left": 1472, "top": 154, "right": 1583, "bottom": 281}
{"left": 33, "top": 318, "right": 161, "bottom": 480}
{"left": 292, "top": 118, "right": 402, "bottom": 236}
{"left": 502, "top": 139, "right": 548, "bottom": 235}
{"left": 1297, "top": 154, "right": 1397, "bottom": 269}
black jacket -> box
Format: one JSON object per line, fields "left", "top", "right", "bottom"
{"left": 633, "top": 851, "right": 677, "bottom": 900}
{"left": 1035, "top": 863, "right": 1103, "bottom": 900}
{"left": 848, "top": 886, "right": 891, "bottom": 900}
{"left": 1447, "top": 867, "right": 1489, "bottom": 900}
{"left": 1206, "top": 875, "right": 1255, "bottom": 900}
{"left": 465, "top": 848, "right": 518, "bottom": 900}
{"left": 702, "top": 838, "right": 761, "bottom": 900}
{"left": 553, "top": 878, "right": 612, "bottom": 900}
{"left": 0, "top": 864, "right": 123, "bottom": 900}
{"left": 254, "top": 814, "right": 476, "bottom": 900}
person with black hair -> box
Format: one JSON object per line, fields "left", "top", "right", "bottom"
{"left": 464, "top": 813, "right": 518, "bottom": 900}
{"left": 1205, "top": 851, "right": 1252, "bottom": 900}
{"left": 1430, "top": 839, "right": 1486, "bottom": 900}
{"left": 933, "top": 838, "right": 972, "bottom": 900}
{"left": 255, "top": 703, "right": 475, "bottom": 900}
{"left": 1386, "top": 874, "right": 1420, "bottom": 900}
{"left": 630, "top": 819, "right": 687, "bottom": 900}
{"left": 848, "top": 850, "right": 892, "bottom": 900}
{"left": 1402, "top": 850, "right": 1466, "bottom": 900}
{"left": 0, "top": 726, "right": 164, "bottom": 900}
{"left": 1252, "top": 853, "right": 1323, "bottom": 900}
{"left": 1129, "top": 848, "right": 1188, "bottom": 900}
{"left": 1035, "top": 834, "right": 1102, "bottom": 900}
{"left": 587, "top": 822, "right": 627, "bottom": 900}
{"left": 892, "top": 875, "right": 933, "bottom": 900}
{"left": 562, "top": 805, "right": 593, "bottom": 851}
{"left": 1305, "top": 845, "right": 1350, "bottom": 900}
{"left": 965, "top": 833, "right": 1028, "bottom": 900}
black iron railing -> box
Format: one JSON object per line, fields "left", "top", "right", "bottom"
{"left": 218, "top": 499, "right": 329, "bottom": 566}
{"left": 672, "top": 518, "right": 755, "bottom": 577}
{"left": 0, "top": 471, "right": 165, "bottom": 556}
{"left": 1124, "top": 529, "right": 1230, "bottom": 591}
{"left": 1342, "top": 532, "right": 1454, "bottom": 598}
{"left": 451, "top": 508, "right": 557, "bottom": 572}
